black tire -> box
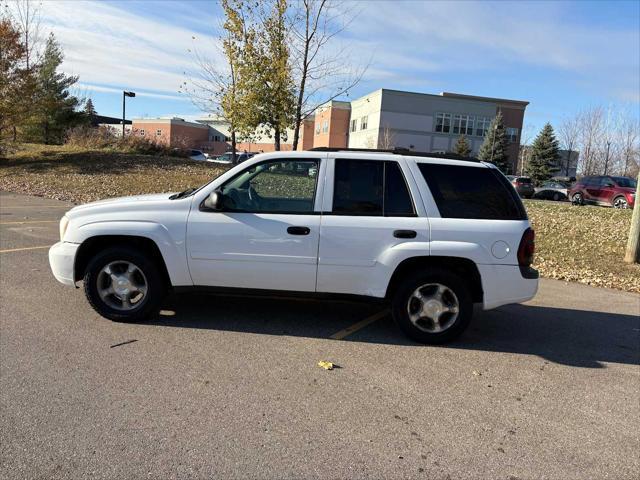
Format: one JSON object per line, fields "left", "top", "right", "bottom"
{"left": 83, "top": 246, "right": 166, "bottom": 322}
{"left": 552, "top": 192, "right": 560, "bottom": 201}
{"left": 612, "top": 196, "right": 628, "bottom": 209}
{"left": 391, "top": 268, "right": 473, "bottom": 344}
{"left": 571, "top": 192, "right": 584, "bottom": 206}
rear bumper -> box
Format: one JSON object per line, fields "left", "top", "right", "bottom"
{"left": 49, "top": 241, "right": 79, "bottom": 286}
{"left": 478, "top": 264, "right": 539, "bottom": 310}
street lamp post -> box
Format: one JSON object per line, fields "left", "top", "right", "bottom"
{"left": 122, "top": 91, "right": 136, "bottom": 138}
{"left": 490, "top": 123, "right": 498, "bottom": 164}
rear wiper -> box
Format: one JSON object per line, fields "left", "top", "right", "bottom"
{"left": 169, "top": 187, "right": 197, "bottom": 200}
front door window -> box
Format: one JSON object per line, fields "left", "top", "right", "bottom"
{"left": 220, "top": 160, "right": 319, "bottom": 213}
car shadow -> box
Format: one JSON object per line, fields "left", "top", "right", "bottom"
{"left": 151, "top": 292, "right": 639, "bottom": 369}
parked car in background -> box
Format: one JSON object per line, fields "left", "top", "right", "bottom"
{"left": 208, "top": 152, "right": 256, "bottom": 164}
{"left": 506, "top": 176, "right": 535, "bottom": 199}
{"left": 189, "top": 150, "right": 208, "bottom": 161}
{"left": 569, "top": 175, "right": 636, "bottom": 209}
{"left": 534, "top": 180, "right": 570, "bottom": 201}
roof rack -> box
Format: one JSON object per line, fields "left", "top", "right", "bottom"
{"left": 309, "top": 147, "right": 480, "bottom": 162}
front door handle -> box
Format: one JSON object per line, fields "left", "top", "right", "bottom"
{"left": 287, "top": 226, "right": 310, "bottom": 235}
{"left": 394, "top": 229, "right": 417, "bottom": 239}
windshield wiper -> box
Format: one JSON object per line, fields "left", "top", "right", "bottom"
{"left": 169, "top": 187, "right": 197, "bottom": 200}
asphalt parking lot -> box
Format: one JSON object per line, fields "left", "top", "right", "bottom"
{"left": 1, "top": 191, "right": 639, "bottom": 479}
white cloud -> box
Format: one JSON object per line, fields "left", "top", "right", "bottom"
{"left": 36, "top": 1, "right": 224, "bottom": 95}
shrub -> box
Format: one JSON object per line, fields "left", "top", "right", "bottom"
{"left": 65, "top": 126, "right": 189, "bottom": 157}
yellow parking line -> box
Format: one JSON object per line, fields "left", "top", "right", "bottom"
{"left": 0, "top": 220, "right": 58, "bottom": 225}
{"left": 330, "top": 309, "right": 390, "bottom": 340}
{"left": 0, "top": 245, "right": 51, "bottom": 254}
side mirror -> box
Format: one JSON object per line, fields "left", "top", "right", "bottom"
{"left": 204, "top": 190, "right": 223, "bottom": 210}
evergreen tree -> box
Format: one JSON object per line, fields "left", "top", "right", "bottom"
{"left": 25, "top": 33, "right": 82, "bottom": 144}
{"left": 477, "top": 111, "right": 509, "bottom": 172}
{"left": 83, "top": 98, "right": 97, "bottom": 124}
{"left": 526, "top": 123, "right": 559, "bottom": 185}
{"left": 454, "top": 135, "right": 471, "bottom": 157}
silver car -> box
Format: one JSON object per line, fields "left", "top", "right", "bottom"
{"left": 534, "top": 181, "right": 569, "bottom": 201}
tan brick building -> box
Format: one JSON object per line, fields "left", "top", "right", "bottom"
{"left": 135, "top": 89, "right": 528, "bottom": 172}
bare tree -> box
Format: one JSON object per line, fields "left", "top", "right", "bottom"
{"left": 577, "top": 106, "right": 604, "bottom": 175}
{"left": 378, "top": 124, "right": 396, "bottom": 150}
{"left": 558, "top": 115, "right": 580, "bottom": 176}
{"left": 618, "top": 112, "right": 639, "bottom": 177}
{"left": 10, "top": 0, "right": 42, "bottom": 71}
{"left": 288, "top": 0, "right": 368, "bottom": 151}
{"left": 516, "top": 123, "right": 535, "bottom": 175}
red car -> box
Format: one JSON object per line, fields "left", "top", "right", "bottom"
{"left": 569, "top": 176, "right": 636, "bottom": 209}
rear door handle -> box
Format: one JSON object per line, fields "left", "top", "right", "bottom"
{"left": 287, "top": 226, "right": 310, "bottom": 235}
{"left": 393, "top": 229, "right": 417, "bottom": 239}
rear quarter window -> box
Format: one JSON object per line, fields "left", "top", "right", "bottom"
{"left": 418, "top": 163, "right": 527, "bottom": 220}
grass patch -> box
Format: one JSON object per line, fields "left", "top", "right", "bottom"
{"left": 524, "top": 200, "right": 639, "bottom": 293}
{"left": 2, "top": 144, "right": 638, "bottom": 293}
{"left": 0, "top": 143, "right": 227, "bottom": 204}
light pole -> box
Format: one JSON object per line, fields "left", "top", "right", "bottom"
{"left": 490, "top": 123, "right": 498, "bottom": 164}
{"left": 122, "top": 91, "right": 136, "bottom": 138}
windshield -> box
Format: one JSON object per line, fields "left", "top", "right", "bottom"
{"left": 613, "top": 177, "right": 637, "bottom": 188}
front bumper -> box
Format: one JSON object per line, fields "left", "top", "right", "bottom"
{"left": 49, "top": 241, "right": 80, "bottom": 286}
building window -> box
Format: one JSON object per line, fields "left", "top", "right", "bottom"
{"left": 350, "top": 119, "right": 357, "bottom": 133}
{"left": 139, "top": 129, "right": 145, "bottom": 137}
{"left": 224, "top": 136, "right": 230, "bottom": 141}
{"left": 475, "top": 117, "right": 491, "bottom": 137}
{"left": 315, "top": 123, "right": 320, "bottom": 135}
{"left": 506, "top": 127, "right": 519, "bottom": 142}
{"left": 213, "top": 135, "right": 221, "bottom": 142}
{"left": 156, "top": 129, "right": 162, "bottom": 136}
{"left": 361, "top": 116, "right": 368, "bottom": 130}
{"left": 453, "top": 114, "right": 474, "bottom": 135}
{"left": 322, "top": 120, "right": 328, "bottom": 133}
{"left": 435, "top": 113, "right": 451, "bottom": 133}
{"left": 466, "top": 116, "right": 475, "bottom": 135}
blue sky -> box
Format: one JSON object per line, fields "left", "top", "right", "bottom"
{"left": 36, "top": 0, "right": 640, "bottom": 134}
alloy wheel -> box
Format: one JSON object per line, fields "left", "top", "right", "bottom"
{"left": 97, "top": 260, "right": 148, "bottom": 311}
{"left": 407, "top": 283, "right": 459, "bottom": 333}
{"left": 613, "top": 197, "right": 628, "bottom": 209}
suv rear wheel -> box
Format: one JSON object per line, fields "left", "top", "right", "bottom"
{"left": 613, "top": 196, "right": 628, "bottom": 209}
{"left": 83, "top": 246, "right": 166, "bottom": 322}
{"left": 391, "top": 268, "right": 472, "bottom": 344}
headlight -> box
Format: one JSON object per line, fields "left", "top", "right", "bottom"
{"left": 59, "top": 216, "right": 70, "bottom": 241}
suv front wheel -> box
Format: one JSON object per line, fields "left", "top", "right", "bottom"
{"left": 391, "top": 269, "right": 472, "bottom": 344}
{"left": 83, "top": 246, "right": 166, "bottom": 322}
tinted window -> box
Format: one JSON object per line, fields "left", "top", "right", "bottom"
{"left": 517, "top": 177, "right": 532, "bottom": 184}
{"left": 332, "top": 159, "right": 415, "bottom": 216}
{"left": 333, "top": 159, "right": 384, "bottom": 215}
{"left": 418, "top": 163, "right": 526, "bottom": 220}
{"left": 613, "top": 177, "right": 637, "bottom": 188}
{"left": 384, "top": 162, "right": 415, "bottom": 216}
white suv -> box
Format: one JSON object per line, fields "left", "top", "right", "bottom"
{"left": 49, "top": 149, "right": 538, "bottom": 343}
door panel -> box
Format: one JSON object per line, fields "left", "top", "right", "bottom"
{"left": 316, "top": 215, "right": 428, "bottom": 295}
{"left": 187, "top": 212, "right": 320, "bottom": 290}
{"left": 316, "top": 157, "right": 429, "bottom": 297}
{"left": 186, "top": 158, "right": 322, "bottom": 291}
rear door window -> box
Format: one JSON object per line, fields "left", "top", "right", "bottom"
{"left": 417, "top": 163, "right": 527, "bottom": 220}
{"left": 332, "top": 159, "right": 415, "bottom": 216}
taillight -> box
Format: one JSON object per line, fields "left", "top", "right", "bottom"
{"left": 517, "top": 228, "right": 535, "bottom": 266}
